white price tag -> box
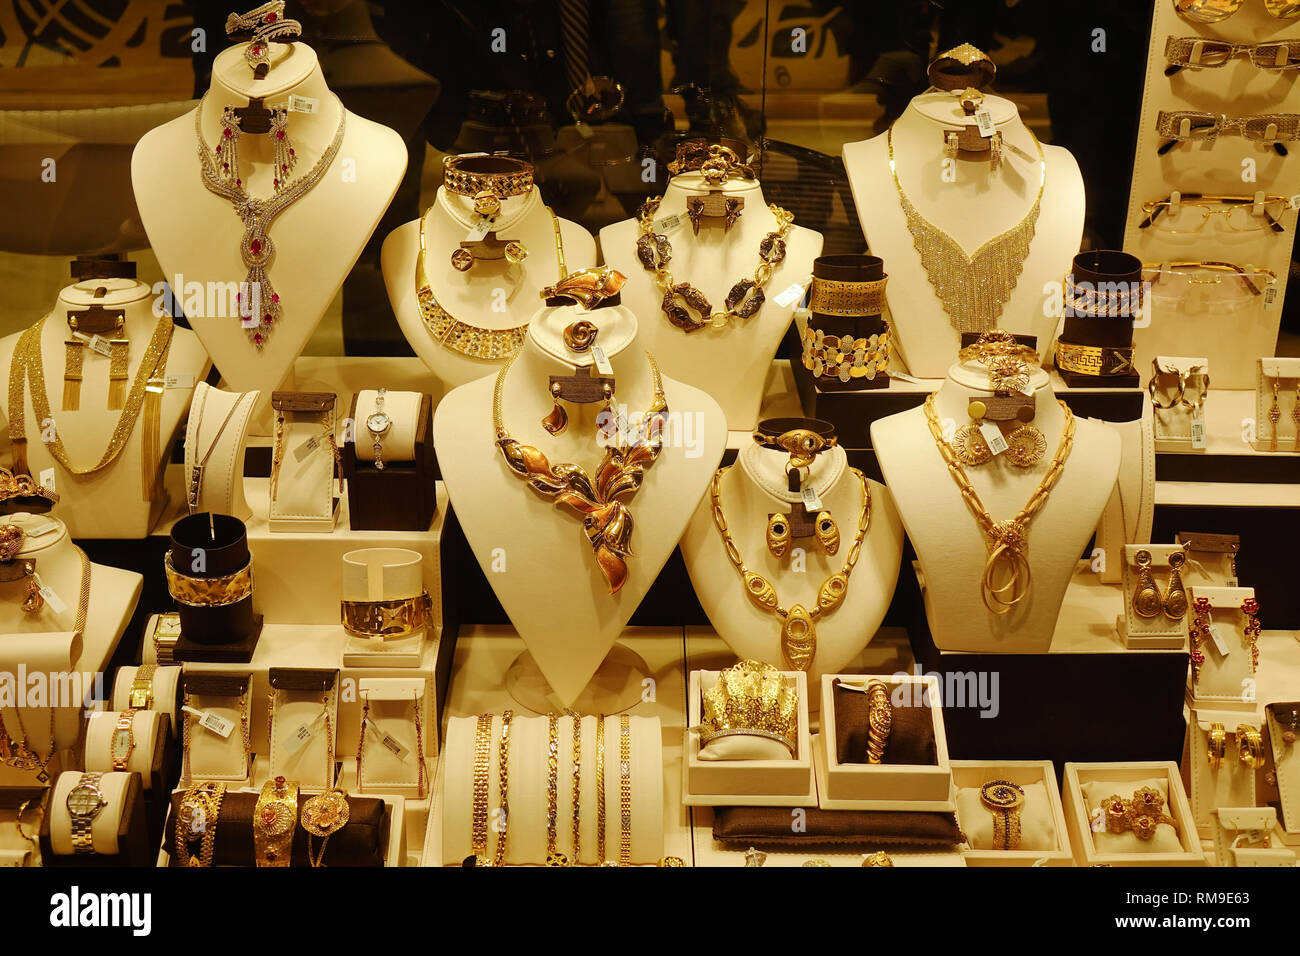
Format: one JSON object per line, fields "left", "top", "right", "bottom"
{"left": 182, "top": 706, "right": 235, "bottom": 739}
{"left": 32, "top": 572, "right": 68, "bottom": 615}
{"left": 366, "top": 717, "right": 410, "bottom": 760}
{"left": 23, "top": 516, "right": 59, "bottom": 538}
{"left": 800, "top": 484, "right": 824, "bottom": 512}
{"left": 287, "top": 94, "right": 319, "bottom": 114}
{"left": 38, "top": 468, "right": 56, "bottom": 494}
{"left": 293, "top": 434, "right": 322, "bottom": 463}
{"left": 591, "top": 344, "right": 614, "bottom": 377}
{"left": 286, "top": 715, "right": 323, "bottom": 756}
{"left": 975, "top": 109, "right": 996, "bottom": 138}
{"left": 74, "top": 332, "right": 113, "bottom": 357}
{"left": 1290, "top": 193, "right": 1300, "bottom": 209}
{"left": 1264, "top": 286, "right": 1278, "bottom": 311}
{"left": 165, "top": 373, "right": 195, "bottom": 390}
{"left": 980, "top": 421, "right": 1009, "bottom": 455}
{"left": 652, "top": 213, "right": 683, "bottom": 234}
{"left": 1208, "top": 624, "right": 1231, "bottom": 658}
{"left": 464, "top": 215, "right": 495, "bottom": 242}
{"left": 774, "top": 282, "right": 807, "bottom": 309}
{"left": 889, "top": 371, "right": 926, "bottom": 385}
{"left": 1190, "top": 409, "right": 1207, "bottom": 449}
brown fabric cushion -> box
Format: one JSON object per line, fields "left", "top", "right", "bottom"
{"left": 833, "top": 678, "right": 938, "bottom": 765}
{"left": 712, "top": 805, "right": 964, "bottom": 847}
{"left": 164, "top": 790, "right": 388, "bottom": 867}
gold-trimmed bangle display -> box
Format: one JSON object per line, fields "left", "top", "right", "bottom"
{"left": 1054, "top": 340, "right": 1136, "bottom": 377}
{"left": 494, "top": 710, "right": 513, "bottom": 867}
{"left": 163, "top": 552, "right": 254, "bottom": 608}
{"left": 253, "top": 775, "right": 298, "bottom": 867}
{"left": 808, "top": 275, "right": 889, "bottom": 316}
{"left": 470, "top": 714, "right": 492, "bottom": 864}
{"left": 340, "top": 592, "right": 432, "bottom": 639}
{"left": 618, "top": 714, "right": 632, "bottom": 866}
{"left": 796, "top": 312, "right": 891, "bottom": 383}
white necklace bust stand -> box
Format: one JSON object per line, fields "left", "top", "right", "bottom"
{"left": 0, "top": 513, "right": 141, "bottom": 787}
{"left": 0, "top": 278, "right": 208, "bottom": 539}
{"left": 184, "top": 383, "right": 259, "bottom": 522}
{"left": 132, "top": 41, "right": 406, "bottom": 427}
{"left": 381, "top": 185, "right": 595, "bottom": 395}
{"left": 680, "top": 442, "right": 904, "bottom": 684}
{"left": 433, "top": 303, "right": 727, "bottom": 710}
{"left": 598, "top": 172, "right": 823, "bottom": 433}
{"left": 843, "top": 94, "right": 1084, "bottom": 377}
{"left": 871, "top": 362, "right": 1119, "bottom": 653}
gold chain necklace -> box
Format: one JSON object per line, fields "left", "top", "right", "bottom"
{"left": 709, "top": 466, "right": 872, "bottom": 671}
{"left": 888, "top": 127, "right": 1045, "bottom": 333}
{"left": 9, "top": 314, "right": 173, "bottom": 492}
{"left": 636, "top": 197, "right": 793, "bottom": 332}
{"left": 415, "top": 206, "right": 565, "bottom": 361}
{"left": 195, "top": 95, "right": 346, "bottom": 349}
{"left": 922, "top": 393, "right": 1073, "bottom": 614}
{"left": 493, "top": 351, "right": 668, "bottom": 594}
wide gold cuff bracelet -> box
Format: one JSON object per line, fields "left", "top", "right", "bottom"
{"left": 341, "top": 592, "right": 432, "bottom": 639}
{"left": 1054, "top": 340, "right": 1136, "bottom": 377}
{"left": 164, "top": 552, "right": 255, "bottom": 607}
{"left": 808, "top": 275, "right": 888, "bottom": 316}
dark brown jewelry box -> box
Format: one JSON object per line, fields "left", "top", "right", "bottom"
{"left": 832, "top": 678, "right": 939, "bottom": 766}
{"left": 711, "top": 805, "right": 964, "bottom": 847}
{"left": 342, "top": 391, "right": 438, "bottom": 532}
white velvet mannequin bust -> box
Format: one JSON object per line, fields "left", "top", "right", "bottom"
{"left": 434, "top": 302, "right": 727, "bottom": 706}
{"left": 843, "top": 93, "right": 1085, "bottom": 377}
{"left": 132, "top": 41, "right": 406, "bottom": 425}
{"left": 680, "top": 441, "right": 904, "bottom": 681}
{"left": 0, "top": 279, "right": 208, "bottom": 538}
{"left": 381, "top": 185, "right": 595, "bottom": 394}
{"left": 872, "top": 361, "right": 1119, "bottom": 653}
{"left": 599, "top": 172, "right": 823, "bottom": 432}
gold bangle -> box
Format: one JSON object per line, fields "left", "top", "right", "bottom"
{"left": 493, "top": 710, "right": 513, "bottom": 867}
{"left": 595, "top": 714, "right": 607, "bottom": 864}
{"left": 471, "top": 714, "right": 492, "bottom": 864}
{"left": 175, "top": 781, "right": 225, "bottom": 867}
{"left": 163, "top": 552, "right": 254, "bottom": 608}
{"left": 618, "top": 714, "right": 632, "bottom": 866}
{"left": 545, "top": 713, "right": 568, "bottom": 865}
{"left": 0, "top": 467, "right": 60, "bottom": 505}
{"left": 808, "top": 275, "right": 889, "bottom": 316}
{"left": 442, "top": 155, "right": 534, "bottom": 203}
{"left": 928, "top": 42, "right": 996, "bottom": 92}
{"left": 1054, "top": 340, "right": 1136, "bottom": 377}
{"left": 340, "top": 592, "right": 432, "bottom": 639}
{"left": 797, "top": 312, "right": 891, "bottom": 383}
{"left": 1237, "top": 724, "right": 1265, "bottom": 769}
{"left": 865, "top": 681, "right": 893, "bottom": 764}
{"left": 253, "top": 775, "right": 298, "bottom": 867}
{"left": 958, "top": 330, "right": 1040, "bottom": 365}
{"left": 979, "top": 780, "right": 1025, "bottom": 850}
{"left": 1207, "top": 722, "right": 1227, "bottom": 770}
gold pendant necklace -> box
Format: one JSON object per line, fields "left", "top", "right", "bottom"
{"left": 888, "top": 126, "right": 1045, "bottom": 333}
{"left": 923, "top": 393, "right": 1073, "bottom": 614}
{"left": 709, "top": 466, "right": 872, "bottom": 671}
{"left": 415, "top": 206, "right": 565, "bottom": 361}
{"left": 493, "top": 350, "right": 668, "bottom": 594}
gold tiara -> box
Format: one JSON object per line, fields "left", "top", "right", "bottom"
{"left": 700, "top": 660, "right": 798, "bottom": 756}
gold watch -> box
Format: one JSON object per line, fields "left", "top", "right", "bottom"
{"left": 128, "top": 664, "right": 157, "bottom": 710}
{"left": 110, "top": 711, "right": 136, "bottom": 771}
{"left": 253, "top": 775, "right": 298, "bottom": 867}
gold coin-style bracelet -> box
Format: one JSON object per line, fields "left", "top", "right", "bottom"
{"left": 808, "top": 275, "right": 889, "bottom": 316}
{"left": 595, "top": 714, "right": 607, "bottom": 863}
{"left": 796, "top": 311, "right": 891, "bottom": 383}
{"left": 493, "top": 710, "right": 514, "bottom": 867}
{"left": 163, "top": 552, "right": 254, "bottom": 607}
{"left": 958, "top": 329, "right": 1039, "bottom": 366}
{"left": 471, "top": 714, "right": 492, "bottom": 862}
{"left": 618, "top": 714, "right": 632, "bottom": 866}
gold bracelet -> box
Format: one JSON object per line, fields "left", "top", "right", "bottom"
{"left": 175, "top": 781, "right": 225, "bottom": 867}
{"left": 128, "top": 664, "right": 157, "bottom": 710}
{"left": 808, "top": 275, "right": 889, "bottom": 316}
{"left": 164, "top": 552, "right": 254, "bottom": 607}
{"left": 1237, "top": 724, "right": 1265, "bottom": 769}
{"left": 340, "top": 592, "right": 432, "bottom": 639}
{"left": 493, "top": 710, "right": 513, "bottom": 867}
{"left": 545, "top": 713, "right": 567, "bottom": 865}
{"left": 796, "top": 312, "right": 891, "bottom": 383}
{"left": 865, "top": 681, "right": 893, "bottom": 764}
{"left": 958, "top": 330, "right": 1039, "bottom": 365}
{"left": 570, "top": 714, "right": 582, "bottom": 866}
{"left": 595, "top": 714, "right": 607, "bottom": 864}
{"left": 980, "top": 780, "right": 1024, "bottom": 850}
{"left": 442, "top": 155, "right": 533, "bottom": 215}
{"left": 471, "top": 714, "right": 492, "bottom": 864}
{"left": 1054, "top": 340, "right": 1136, "bottom": 377}
{"left": 253, "top": 775, "right": 298, "bottom": 867}
{"left": 618, "top": 714, "right": 632, "bottom": 866}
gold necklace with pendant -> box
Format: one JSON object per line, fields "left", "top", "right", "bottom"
{"left": 708, "top": 466, "right": 872, "bottom": 671}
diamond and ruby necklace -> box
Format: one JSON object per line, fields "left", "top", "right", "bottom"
{"left": 194, "top": 94, "right": 346, "bottom": 348}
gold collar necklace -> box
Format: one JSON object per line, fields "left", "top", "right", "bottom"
{"left": 194, "top": 94, "right": 346, "bottom": 349}
{"left": 888, "top": 126, "right": 1045, "bottom": 333}
{"left": 493, "top": 350, "right": 667, "bottom": 594}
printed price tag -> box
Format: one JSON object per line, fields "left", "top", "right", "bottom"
{"left": 287, "top": 94, "right": 319, "bottom": 114}
{"left": 1190, "top": 409, "right": 1207, "bottom": 450}
{"left": 652, "top": 213, "right": 683, "bottom": 234}
{"left": 591, "top": 344, "right": 614, "bottom": 377}
{"left": 23, "top": 516, "right": 59, "bottom": 538}
{"left": 76, "top": 333, "right": 113, "bottom": 357}
{"left": 465, "top": 215, "right": 495, "bottom": 242}
{"left": 774, "top": 282, "right": 807, "bottom": 309}
{"left": 165, "top": 373, "right": 195, "bottom": 390}
{"left": 38, "top": 468, "right": 56, "bottom": 494}
{"left": 32, "top": 572, "right": 68, "bottom": 615}
{"left": 888, "top": 371, "right": 925, "bottom": 385}
{"left": 366, "top": 717, "right": 410, "bottom": 760}
{"left": 1208, "top": 623, "right": 1231, "bottom": 658}
{"left": 286, "top": 715, "right": 323, "bottom": 755}
{"left": 980, "top": 421, "right": 1009, "bottom": 455}
{"left": 1290, "top": 194, "right": 1300, "bottom": 209}
{"left": 183, "top": 706, "right": 235, "bottom": 739}
{"left": 976, "top": 109, "right": 996, "bottom": 138}
{"left": 800, "top": 484, "right": 824, "bottom": 512}
{"left": 1264, "top": 286, "right": 1278, "bottom": 311}
{"left": 293, "top": 434, "right": 322, "bottom": 463}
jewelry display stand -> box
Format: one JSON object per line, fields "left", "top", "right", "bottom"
{"left": 433, "top": 302, "right": 726, "bottom": 707}
{"left": 41, "top": 770, "right": 151, "bottom": 867}
{"left": 382, "top": 187, "right": 595, "bottom": 394}
{"left": 180, "top": 673, "right": 252, "bottom": 783}
{"left": 599, "top": 171, "right": 823, "bottom": 433}
{"left": 1186, "top": 585, "right": 1260, "bottom": 713}
{"left": 1150, "top": 356, "right": 1210, "bottom": 452}
{"left": 843, "top": 94, "right": 1084, "bottom": 377}
{"left": 680, "top": 442, "right": 904, "bottom": 681}
{"left": 184, "top": 384, "right": 258, "bottom": 522}
{"left": 84, "top": 710, "right": 166, "bottom": 789}
{"left": 340, "top": 548, "right": 427, "bottom": 668}
{"left": 266, "top": 390, "right": 339, "bottom": 533}
{"left": 341, "top": 390, "right": 437, "bottom": 532}
{"left": 1184, "top": 713, "right": 1259, "bottom": 835}
{"left": 1122, "top": 0, "right": 1300, "bottom": 388}
{"left": 1093, "top": 413, "right": 1155, "bottom": 586}
{"left": 1253, "top": 357, "right": 1300, "bottom": 452}
{"left": 266, "top": 668, "right": 339, "bottom": 789}
{"left": 356, "top": 678, "right": 429, "bottom": 799}
{"left": 167, "top": 512, "right": 262, "bottom": 663}
{"left": 1176, "top": 532, "right": 1240, "bottom": 587}
{"left": 950, "top": 760, "right": 1073, "bottom": 866}
{"left": 1061, "top": 762, "right": 1203, "bottom": 867}
{"left": 1210, "top": 807, "right": 1294, "bottom": 866}
{"left": 1265, "top": 702, "right": 1300, "bottom": 836}
{"left": 0, "top": 790, "right": 45, "bottom": 867}
{"left": 0, "top": 278, "right": 208, "bottom": 538}
{"left": 1117, "top": 544, "right": 1189, "bottom": 649}
{"left": 132, "top": 41, "right": 406, "bottom": 424}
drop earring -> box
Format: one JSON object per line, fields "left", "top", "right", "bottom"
{"left": 542, "top": 382, "right": 568, "bottom": 436}
{"left": 944, "top": 131, "right": 959, "bottom": 162}
{"left": 1291, "top": 380, "right": 1299, "bottom": 450}
{"left": 814, "top": 512, "right": 840, "bottom": 555}
{"left": 268, "top": 107, "right": 297, "bottom": 192}
{"left": 1269, "top": 378, "right": 1280, "bottom": 449}
{"left": 766, "top": 513, "right": 791, "bottom": 559}
{"left": 22, "top": 572, "right": 44, "bottom": 615}
{"left": 1131, "top": 549, "right": 1164, "bottom": 619}
{"left": 1163, "top": 550, "right": 1188, "bottom": 620}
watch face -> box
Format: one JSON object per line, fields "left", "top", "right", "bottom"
{"left": 111, "top": 729, "right": 133, "bottom": 761}
{"left": 66, "top": 784, "right": 104, "bottom": 817}
{"left": 366, "top": 412, "right": 391, "bottom": 436}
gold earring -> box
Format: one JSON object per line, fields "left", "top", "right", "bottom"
{"left": 1269, "top": 379, "right": 1281, "bottom": 449}
{"left": 22, "top": 563, "right": 44, "bottom": 615}
{"left": 1164, "top": 550, "right": 1188, "bottom": 620}
{"left": 1003, "top": 424, "right": 1046, "bottom": 467}
{"left": 766, "top": 513, "right": 791, "bottom": 559}
{"left": 1291, "top": 380, "right": 1300, "bottom": 450}
{"left": 814, "top": 511, "right": 840, "bottom": 555}
{"left": 1132, "top": 549, "right": 1163, "bottom": 619}
{"left": 952, "top": 423, "right": 992, "bottom": 466}
{"left": 542, "top": 382, "right": 568, "bottom": 436}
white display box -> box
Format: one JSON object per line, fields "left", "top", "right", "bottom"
{"left": 813, "top": 673, "right": 954, "bottom": 811}
{"left": 681, "top": 668, "right": 814, "bottom": 807}
{"left": 1210, "top": 808, "right": 1295, "bottom": 867}
{"left": 950, "top": 759, "right": 1073, "bottom": 867}
{"left": 1062, "top": 761, "right": 1204, "bottom": 867}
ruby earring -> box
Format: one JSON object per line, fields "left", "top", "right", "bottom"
{"left": 268, "top": 108, "right": 297, "bottom": 193}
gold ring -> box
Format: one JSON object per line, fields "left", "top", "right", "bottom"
{"left": 1207, "top": 722, "right": 1227, "bottom": 770}
{"left": 862, "top": 850, "right": 894, "bottom": 867}
{"left": 1237, "top": 724, "right": 1265, "bottom": 769}
{"left": 563, "top": 320, "right": 599, "bottom": 352}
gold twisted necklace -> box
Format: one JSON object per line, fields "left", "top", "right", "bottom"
{"left": 493, "top": 351, "right": 668, "bottom": 594}
{"left": 709, "top": 466, "right": 872, "bottom": 672}
{"left": 889, "top": 126, "right": 1045, "bottom": 333}
{"left": 922, "top": 393, "right": 1074, "bottom": 614}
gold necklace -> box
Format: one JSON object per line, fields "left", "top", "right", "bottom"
{"left": 888, "top": 127, "right": 1045, "bottom": 333}
{"left": 709, "top": 466, "right": 872, "bottom": 671}
{"left": 415, "top": 206, "right": 566, "bottom": 361}
{"left": 9, "top": 314, "right": 173, "bottom": 493}
{"left": 636, "top": 197, "right": 793, "bottom": 332}
{"left": 922, "top": 393, "right": 1073, "bottom": 614}
{"left": 195, "top": 95, "right": 346, "bottom": 349}
{"left": 493, "top": 350, "right": 668, "bottom": 594}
